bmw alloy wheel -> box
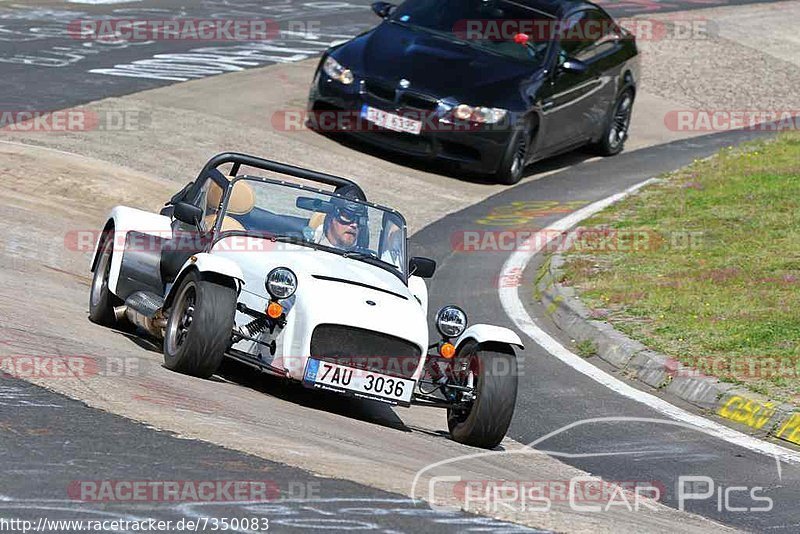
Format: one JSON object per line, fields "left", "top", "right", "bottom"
{"left": 608, "top": 92, "right": 633, "bottom": 150}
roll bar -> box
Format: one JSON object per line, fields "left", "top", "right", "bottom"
{"left": 196, "top": 152, "right": 363, "bottom": 194}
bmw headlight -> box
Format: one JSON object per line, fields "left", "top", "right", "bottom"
{"left": 436, "top": 305, "right": 468, "bottom": 338}
{"left": 452, "top": 104, "right": 507, "bottom": 124}
{"left": 266, "top": 267, "right": 297, "bottom": 299}
{"left": 322, "top": 56, "right": 354, "bottom": 85}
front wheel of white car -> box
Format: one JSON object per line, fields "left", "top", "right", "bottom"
{"left": 163, "top": 271, "right": 237, "bottom": 379}
{"left": 447, "top": 341, "right": 518, "bottom": 449}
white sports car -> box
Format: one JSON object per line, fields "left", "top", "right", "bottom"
{"left": 89, "top": 152, "right": 523, "bottom": 448}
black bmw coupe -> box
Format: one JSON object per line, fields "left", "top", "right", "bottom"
{"left": 307, "top": 0, "right": 638, "bottom": 184}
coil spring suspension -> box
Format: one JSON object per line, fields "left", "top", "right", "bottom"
{"left": 241, "top": 316, "right": 269, "bottom": 338}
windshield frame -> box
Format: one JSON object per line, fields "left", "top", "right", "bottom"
{"left": 211, "top": 175, "right": 410, "bottom": 283}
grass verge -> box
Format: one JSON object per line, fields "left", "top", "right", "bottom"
{"left": 560, "top": 132, "right": 800, "bottom": 405}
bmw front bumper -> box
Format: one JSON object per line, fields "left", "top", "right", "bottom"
{"left": 306, "top": 70, "right": 515, "bottom": 175}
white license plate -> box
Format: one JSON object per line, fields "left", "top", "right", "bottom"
{"left": 304, "top": 359, "right": 415, "bottom": 405}
{"left": 361, "top": 105, "right": 422, "bottom": 135}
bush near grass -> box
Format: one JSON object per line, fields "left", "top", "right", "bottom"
{"left": 560, "top": 132, "right": 800, "bottom": 405}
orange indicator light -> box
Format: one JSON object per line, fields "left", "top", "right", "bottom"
{"left": 440, "top": 342, "right": 456, "bottom": 359}
{"left": 266, "top": 301, "right": 283, "bottom": 319}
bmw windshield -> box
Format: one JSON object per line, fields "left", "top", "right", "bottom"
{"left": 203, "top": 177, "right": 408, "bottom": 278}
{"left": 389, "top": 0, "right": 552, "bottom": 64}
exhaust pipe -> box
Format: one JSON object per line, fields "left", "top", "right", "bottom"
{"left": 125, "top": 307, "right": 167, "bottom": 337}
{"left": 117, "top": 292, "right": 169, "bottom": 338}
{"left": 113, "top": 305, "right": 128, "bottom": 322}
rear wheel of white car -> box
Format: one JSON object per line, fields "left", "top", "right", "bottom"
{"left": 447, "top": 341, "right": 518, "bottom": 449}
{"left": 89, "top": 232, "right": 121, "bottom": 326}
{"left": 163, "top": 271, "right": 237, "bottom": 379}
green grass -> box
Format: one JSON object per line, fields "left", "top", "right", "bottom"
{"left": 576, "top": 339, "right": 599, "bottom": 358}
{"left": 560, "top": 133, "right": 800, "bottom": 405}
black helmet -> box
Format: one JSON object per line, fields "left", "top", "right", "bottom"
{"left": 333, "top": 183, "right": 366, "bottom": 202}
{"left": 330, "top": 197, "right": 367, "bottom": 226}
{"left": 325, "top": 185, "right": 369, "bottom": 248}
{"left": 330, "top": 183, "right": 368, "bottom": 224}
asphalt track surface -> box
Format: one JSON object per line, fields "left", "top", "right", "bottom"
{"left": 0, "top": 0, "right": 377, "bottom": 111}
{"left": 0, "top": 376, "right": 537, "bottom": 533}
{"left": 412, "top": 129, "right": 800, "bottom": 532}
{"left": 0, "top": 0, "right": 786, "bottom": 111}
{"left": 2, "top": 0, "right": 798, "bottom": 532}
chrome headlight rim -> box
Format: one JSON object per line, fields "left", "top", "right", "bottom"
{"left": 435, "top": 305, "right": 468, "bottom": 338}
{"left": 322, "top": 56, "right": 354, "bottom": 85}
{"left": 265, "top": 267, "right": 298, "bottom": 300}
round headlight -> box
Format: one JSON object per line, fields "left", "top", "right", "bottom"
{"left": 266, "top": 267, "right": 297, "bottom": 300}
{"left": 436, "top": 305, "right": 468, "bottom": 338}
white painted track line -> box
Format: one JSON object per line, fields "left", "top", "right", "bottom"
{"left": 498, "top": 178, "right": 800, "bottom": 466}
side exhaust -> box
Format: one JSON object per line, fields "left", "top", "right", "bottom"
{"left": 113, "top": 305, "right": 128, "bottom": 322}
{"left": 117, "top": 292, "right": 168, "bottom": 338}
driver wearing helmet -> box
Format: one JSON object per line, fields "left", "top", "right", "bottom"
{"left": 313, "top": 185, "right": 368, "bottom": 250}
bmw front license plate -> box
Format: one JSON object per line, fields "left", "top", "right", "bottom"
{"left": 361, "top": 105, "right": 422, "bottom": 135}
{"left": 304, "top": 359, "right": 415, "bottom": 405}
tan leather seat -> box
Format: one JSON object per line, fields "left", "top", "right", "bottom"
{"left": 205, "top": 180, "right": 255, "bottom": 232}
{"left": 308, "top": 211, "right": 326, "bottom": 230}
{"left": 205, "top": 214, "right": 245, "bottom": 232}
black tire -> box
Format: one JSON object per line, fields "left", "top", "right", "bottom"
{"left": 593, "top": 88, "right": 634, "bottom": 156}
{"left": 493, "top": 128, "right": 528, "bottom": 185}
{"left": 447, "top": 342, "right": 518, "bottom": 449}
{"left": 88, "top": 231, "right": 121, "bottom": 326}
{"left": 163, "top": 270, "right": 237, "bottom": 379}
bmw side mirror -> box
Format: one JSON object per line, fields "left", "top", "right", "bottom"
{"left": 560, "top": 58, "right": 588, "bottom": 74}
{"left": 173, "top": 202, "right": 204, "bottom": 227}
{"left": 371, "top": 1, "right": 396, "bottom": 18}
{"left": 409, "top": 256, "right": 436, "bottom": 278}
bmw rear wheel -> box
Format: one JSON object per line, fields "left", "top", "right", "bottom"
{"left": 594, "top": 88, "right": 634, "bottom": 156}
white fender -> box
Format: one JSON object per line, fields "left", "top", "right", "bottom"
{"left": 91, "top": 206, "right": 173, "bottom": 295}
{"left": 455, "top": 324, "right": 524, "bottom": 352}
{"left": 164, "top": 253, "right": 245, "bottom": 304}
{"left": 408, "top": 275, "right": 428, "bottom": 314}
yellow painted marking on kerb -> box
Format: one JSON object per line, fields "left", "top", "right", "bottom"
{"left": 476, "top": 200, "right": 588, "bottom": 226}
{"left": 776, "top": 413, "right": 800, "bottom": 445}
{"left": 717, "top": 396, "right": 776, "bottom": 430}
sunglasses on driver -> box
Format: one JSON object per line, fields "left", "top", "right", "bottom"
{"left": 333, "top": 207, "right": 361, "bottom": 226}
